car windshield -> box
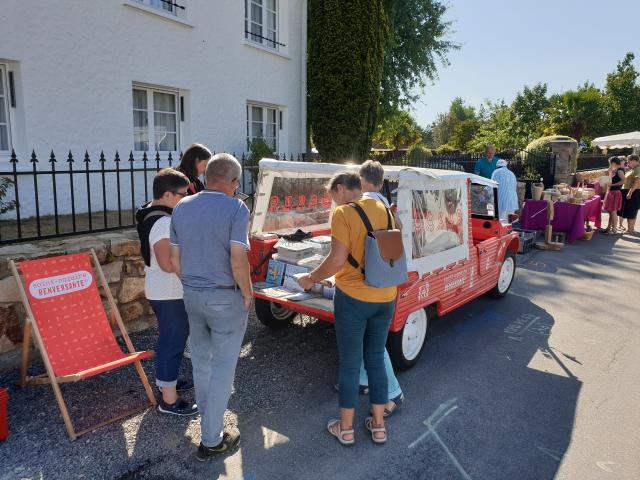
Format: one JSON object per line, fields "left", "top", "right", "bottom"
{"left": 260, "top": 176, "right": 333, "bottom": 234}
{"left": 470, "top": 183, "right": 495, "bottom": 217}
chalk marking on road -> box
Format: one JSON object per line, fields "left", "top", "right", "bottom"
{"left": 596, "top": 461, "right": 615, "bottom": 472}
{"left": 409, "top": 398, "right": 472, "bottom": 480}
{"left": 537, "top": 446, "right": 563, "bottom": 462}
{"left": 508, "top": 336, "right": 523, "bottom": 342}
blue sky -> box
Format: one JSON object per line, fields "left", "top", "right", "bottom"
{"left": 412, "top": 0, "right": 640, "bottom": 127}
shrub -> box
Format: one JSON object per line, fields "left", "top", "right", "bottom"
{"left": 406, "top": 143, "right": 432, "bottom": 166}
{"left": 435, "top": 144, "right": 459, "bottom": 155}
{"left": 0, "top": 177, "right": 17, "bottom": 215}
{"left": 523, "top": 135, "right": 578, "bottom": 176}
{"left": 246, "top": 138, "right": 275, "bottom": 183}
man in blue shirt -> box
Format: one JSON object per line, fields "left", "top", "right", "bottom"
{"left": 474, "top": 144, "right": 500, "bottom": 178}
{"left": 170, "top": 153, "right": 252, "bottom": 460}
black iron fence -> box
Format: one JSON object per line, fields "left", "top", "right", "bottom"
{"left": 0, "top": 150, "right": 311, "bottom": 245}
{"left": 379, "top": 148, "right": 557, "bottom": 187}
{"left": 576, "top": 154, "right": 610, "bottom": 171}
{"left": 0, "top": 147, "right": 556, "bottom": 245}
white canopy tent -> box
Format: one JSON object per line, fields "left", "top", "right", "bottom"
{"left": 592, "top": 131, "right": 640, "bottom": 152}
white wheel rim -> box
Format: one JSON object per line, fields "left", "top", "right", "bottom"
{"left": 402, "top": 309, "right": 428, "bottom": 361}
{"left": 498, "top": 257, "right": 515, "bottom": 293}
{"left": 270, "top": 302, "right": 293, "bottom": 321}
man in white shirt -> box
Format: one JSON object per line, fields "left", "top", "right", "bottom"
{"left": 491, "top": 159, "right": 519, "bottom": 222}
{"left": 135, "top": 168, "right": 197, "bottom": 416}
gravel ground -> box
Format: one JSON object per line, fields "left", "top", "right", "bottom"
{"left": 1, "top": 224, "right": 640, "bottom": 479}
{"left": 0, "top": 312, "right": 338, "bottom": 480}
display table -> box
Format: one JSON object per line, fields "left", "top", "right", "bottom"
{"left": 520, "top": 196, "right": 602, "bottom": 244}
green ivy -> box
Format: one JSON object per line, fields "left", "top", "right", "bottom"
{"left": 308, "top": 0, "right": 389, "bottom": 163}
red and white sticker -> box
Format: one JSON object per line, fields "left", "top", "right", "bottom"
{"left": 29, "top": 270, "right": 93, "bottom": 299}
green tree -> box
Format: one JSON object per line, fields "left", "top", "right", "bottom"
{"left": 544, "top": 83, "right": 606, "bottom": 142}
{"left": 467, "top": 100, "right": 522, "bottom": 151}
{"left": 447, "top": 118, "right": 481, "bottom": 151}
{"left": 308, "top": 0, "right": 388, "bottom": 162}
{"left": 511, "top": 83, "right": 549, "bottom": 142}
{"left": 379, "top": 0, "right": 458, "bottom": 120}
{"left": 605, "top": 52, "right": 640, "bottom": 133}
{"left": 430, "top": 97, "right": 476, "bottom": 147}
{"left": 373, "top": 109, "right": 423, "bottom": 151}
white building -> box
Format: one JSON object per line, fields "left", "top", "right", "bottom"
{"left": 0, "top": 0, "right": 307, "bottom": 218}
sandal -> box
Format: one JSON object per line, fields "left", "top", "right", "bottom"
{"left": 370, "top": 393, "right": 405, "bottom": 418}
{"left": 327, "top": 419, "right": 355, "bottom": 446}
{"left": 364, "top": 416, "right": 387, "bottom": 444}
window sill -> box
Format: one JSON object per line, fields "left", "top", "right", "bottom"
{"left": 123, "top": 1, "right": 194, "bottom": 28}
{"left": 243, "top": 40, "right": 291, "bottom": 60}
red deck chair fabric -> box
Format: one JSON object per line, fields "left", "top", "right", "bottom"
{"left": 19, "top": 253, "right": 152, "bottom": 378}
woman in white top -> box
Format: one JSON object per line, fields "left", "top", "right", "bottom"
{"left": 135, "top": 168, "right": 197, "bottom": 416}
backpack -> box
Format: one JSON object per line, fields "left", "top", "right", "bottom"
{"left": 346, "top": 202, "right": 408, "bottom": 288}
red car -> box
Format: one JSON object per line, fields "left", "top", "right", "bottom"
{"left": 248, "top": 160, "right": 519, "bottom": 369}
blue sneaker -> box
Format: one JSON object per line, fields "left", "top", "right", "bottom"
{"left": 157, "top": 398, "right": 198, "bottom": 416}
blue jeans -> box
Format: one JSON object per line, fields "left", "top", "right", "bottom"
{"left": 359, "top": 349, "right": 402, "bottom": 400}
{"left": 183, "top": 288, "right": 248, "bottom": 447}
{"left": 334, "top": 288, "right": 395, "bottom": 409}
{"left": 148, "top": 299, "right": 190, "bottom": 388}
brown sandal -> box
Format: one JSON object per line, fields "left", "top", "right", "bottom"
{"left": 327, "top": 419, "right": 355, "bottom": 446}
{"left": 364, "top": 417, "right": 387, "bottom": 444}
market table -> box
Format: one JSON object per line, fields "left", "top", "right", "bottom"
{"left": 520, "top": 196, "right": 602, "bottom": 244}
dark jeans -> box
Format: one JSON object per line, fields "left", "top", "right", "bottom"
{"left": 334, "top": 288, "right": 395, "bottom": 409}
{"left": 149, "top": 299, "right": 190, "bottom": 388}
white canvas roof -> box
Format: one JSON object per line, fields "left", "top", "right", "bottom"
{"left": 592, "top": 131, "right": 640, "bottom": 149}
{"left": 257, "top": 159, "right": 497, "bottom": 187}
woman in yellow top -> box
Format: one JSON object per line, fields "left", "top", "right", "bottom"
{"left": 298, "top": 172, "right": 397, "bottom": 446}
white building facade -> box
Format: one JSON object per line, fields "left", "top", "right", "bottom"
{"left": 0, "top": 0, "right": 307, "bottom": 219}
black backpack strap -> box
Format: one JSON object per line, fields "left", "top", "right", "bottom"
{"left": 385, "top": 206, "right": 393, "bottom": 230}
{"left": 348, "top": 202, "right": 374, "bottom": 232}
{"left": 346, "top": 202, "right": 373, "bottom": 274}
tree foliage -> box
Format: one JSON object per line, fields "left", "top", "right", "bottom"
{"left": 373, "top": 108, "right": 423, "bottom": 151}
{"left": 379, "top": 0, "right": 458, "bottom": 120}
{"left": 605, "top": 52, "right": 640, "bottom": 133}
{"left": 308, "top": 0, "right": 388, "bottom": 162}
{"left": 430, "top": 97, "right": 476, "bottom": 147}
{"left": 544, "top": 83, "right": 606, "bottom": 142}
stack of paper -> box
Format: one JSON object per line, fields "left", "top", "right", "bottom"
{"left": 274, "top": 239, "right": 316, "bottom": 263}
{"left": 307, "top": 236, "right": 332, "bottom": 255}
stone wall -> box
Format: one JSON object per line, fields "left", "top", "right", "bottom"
{"left": 0, "top": 230, "right": 156, "bottom": 366}
{"left": 550, "top": 139, "right": 579, "bottom": 185}
{"left": 574, "top": 168, "right": 608, "bottom": 185}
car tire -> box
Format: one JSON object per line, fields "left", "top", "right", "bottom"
{"left": 387, "top": 307, "right": 431, "bottom": 371}
{"left": 488, "top": 251, "right": 516, "bottom": 298}
{"left": 255, "top": 298, "right": 297, "bottom": 328}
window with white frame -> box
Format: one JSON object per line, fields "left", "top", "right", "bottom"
{"left": 132, "top": 86, "right": 179, "bottom": 152}
{"left": 244, "top": 0, "right": 278, "bottom": 50}
{"left": 0, "top": 66, "right": 11, "bottom": 152}
{"left": 247, "top": 103, "right": 278, "bottom": 151}
{"left": 133, "top": 0, "right": 179, "bottom": 16}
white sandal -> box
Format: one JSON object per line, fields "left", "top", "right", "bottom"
{"left": 364, "top": 416, "right": 387, "bottom": 444}
{"left": 327, "top": 419, "right": 355, "bottom": 446}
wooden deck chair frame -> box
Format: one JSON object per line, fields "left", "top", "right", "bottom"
{"left": 10, "top": 249, "right": 157, "bottom": 440}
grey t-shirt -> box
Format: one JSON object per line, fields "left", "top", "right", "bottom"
{"left": 170, "top": 190, "right": 250, "bottom": 290}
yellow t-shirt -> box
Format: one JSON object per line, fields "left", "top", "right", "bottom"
{"left": 623, "top": 166, "right": 640, "bottom": 189}
{"left": 331, "top": 198, "right": 397, "bottom": 303}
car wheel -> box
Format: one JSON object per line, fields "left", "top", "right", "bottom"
{"left": 387, "top": 307, "right": 430, "bottom": 371}
{"left": 255, "top": 298, "right": 297, "bottom": 328}
{"left": 488, "top": 251, "right": 516, "bottom": 298}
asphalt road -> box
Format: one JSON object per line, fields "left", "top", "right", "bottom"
{"left": 1, "top": 229, "right": 639, "bottom": 480}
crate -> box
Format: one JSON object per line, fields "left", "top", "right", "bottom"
{"left": 515, "top": 229, "right": 537, "bottom": 254}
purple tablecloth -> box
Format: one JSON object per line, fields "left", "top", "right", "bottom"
{"left": 521, "top": 196, "right": 602, "bottom": 243}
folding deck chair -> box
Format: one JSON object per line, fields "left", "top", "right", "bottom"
{"left": 10, "top": 249, "right": 157, "bottom": 440}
